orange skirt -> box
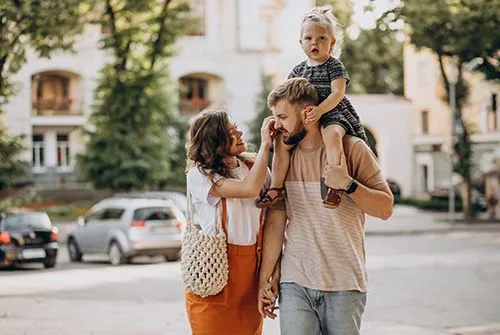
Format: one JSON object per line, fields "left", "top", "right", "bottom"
{"left": 185, "top": 243, "right": 263, "bottom": 335}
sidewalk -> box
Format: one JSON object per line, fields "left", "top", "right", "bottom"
{"left": 53, "top": 206, "right": 500, "bottom": 243}
{"left": 365, "top": 205, "right": 500, "bottom": 236}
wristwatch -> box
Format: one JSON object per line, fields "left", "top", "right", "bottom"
{"left": 345, "top": 178, "right": 358, "bottom": 194}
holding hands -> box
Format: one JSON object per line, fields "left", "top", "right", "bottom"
{"left": 258, "top": 278, "right": 279, "bottom": 320}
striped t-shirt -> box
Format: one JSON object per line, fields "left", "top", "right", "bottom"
{"left": 280, "top": 136, "right": 387, "bottom": 292}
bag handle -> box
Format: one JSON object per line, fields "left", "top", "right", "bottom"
{"left": 187, "top": 190, "right": 227, "bottom": 238}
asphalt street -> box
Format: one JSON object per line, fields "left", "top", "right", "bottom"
{"left": 1, "top": 229, "right": 500, "bottom": 334}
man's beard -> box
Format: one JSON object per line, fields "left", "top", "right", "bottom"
{"left": 282, "top": 123, "right": 306, "bottom": 145}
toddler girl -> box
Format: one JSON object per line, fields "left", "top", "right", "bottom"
{"left": 256, "top": 6, "right": 368, "bottom": 209}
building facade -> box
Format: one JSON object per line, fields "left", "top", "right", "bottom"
{"left": 3, "top": 0, "right": 421, "bottom": 198}
{"left": 405, "top": 43, "right": 500, "bottom": 197}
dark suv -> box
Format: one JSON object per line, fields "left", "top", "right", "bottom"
{"left": 0, "top": 211, "right": 58, "bottom": 268}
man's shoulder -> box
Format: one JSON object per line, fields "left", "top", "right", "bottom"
{"left": 343, "top": 135, "right": 368, "bottom": 152}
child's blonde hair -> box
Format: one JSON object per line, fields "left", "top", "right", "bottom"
{"left": 301, "top": 6, "right": 344, "bottom": 58}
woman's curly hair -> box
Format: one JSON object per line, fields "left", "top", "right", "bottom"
{"left": 186, "top": 107, "right": 254, "bottom": 184}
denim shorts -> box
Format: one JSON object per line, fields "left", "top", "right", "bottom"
{"left": 279, "top": 282, "right": 366, "bottom": 335}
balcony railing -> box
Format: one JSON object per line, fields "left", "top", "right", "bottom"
{"left": 180, "top": 97, "right": 211, "bottom": 114}
{"left": 32, "top": 97, "right": 82, "bottom": 116}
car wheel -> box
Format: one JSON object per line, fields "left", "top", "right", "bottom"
{"left": 108, "top": 242, "right": 126, "bottom": 266}
{"left": 43, "top": 257, "right": 57, "bottom": 268}
{"left": 164, "top": 249, "right": 180, "bottom": 262}
{"left": 68, "top": 238, "right": 83, "bottom": 262}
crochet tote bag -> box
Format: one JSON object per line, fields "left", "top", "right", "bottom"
{"left": 180, "top": 193, "right": 228, "bottom": 298}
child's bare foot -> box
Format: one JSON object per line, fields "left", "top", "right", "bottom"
{"left": 255, "top": 187, "right": 286, "bottom": 209}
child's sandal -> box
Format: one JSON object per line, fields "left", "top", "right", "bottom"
{"left": 320, "top": 177, "right": 342, "bottom": 209}
{"left": 255, "top": 187, "right": 286, "bottom": 209}
{"left": 323, "top": 188, "right": 343, "bottom": 209}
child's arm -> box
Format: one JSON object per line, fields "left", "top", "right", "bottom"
{"left": 306, "top": 77, "right": 347, "bottom": 124}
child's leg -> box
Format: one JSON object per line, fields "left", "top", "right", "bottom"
{"left": 321, "top": 124, "right": 346, "bottom": 209}
{"left": 256, "top": 135, "right": 290, "bottom": 208}
{"left": 321, "top": 124, "right": 346, "bottom": 167}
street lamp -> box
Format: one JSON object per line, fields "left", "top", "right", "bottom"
{"left": 448, "top": 57, "right": 483, "bottom": 223}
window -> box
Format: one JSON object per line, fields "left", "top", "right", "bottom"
{"left": 179, "top": 77, "right": 210, "bottom": 114}
{"left": 134, "top": 207, "right": 177, "bottom": 221}
{"left": 488, "top": 93, "right": 498, "bottom": 131}
{"left": 57, "top": 134, "right": 71, "bottom": 168}
{"left": 32, "top": 74, "right": 72, "bottom": 113}
{"left": 421, "top": 110, "right": 429, "bottom": 134}
{"left": 184, "top": 0, "right": 205, "bottom": 36}
{"left": 86, "top": 209, "right": 106, "bottom": 221}
{"left": 101, "top": 208, "right": 125, "bottom": 220}
{"left": 32, "top": 135, "right": 44, "bottom": 168}
{"left": 4, "top": 213, "right": 52, "bottom": 230}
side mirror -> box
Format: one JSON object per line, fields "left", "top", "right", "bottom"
{"left": 77, "top": 216, "right": 86, "bottom": 226}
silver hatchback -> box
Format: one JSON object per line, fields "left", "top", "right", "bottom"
{"left": 67, "top": 197, "right": 185, "bottom": 265}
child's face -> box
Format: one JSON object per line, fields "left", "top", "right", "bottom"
{"left": 300, "top": 22, "right": 335, "bottom": 64}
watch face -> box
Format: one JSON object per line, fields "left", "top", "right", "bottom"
{"left": 347, "top": 180, "right": 358, "bottom": 194}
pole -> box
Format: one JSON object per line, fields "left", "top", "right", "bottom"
{"left": 449, "top": 80, "right": 456, "bottom": 223}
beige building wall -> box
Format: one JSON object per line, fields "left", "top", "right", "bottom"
{"left": 405, "top": 42, "right": 500, "bottom": 195}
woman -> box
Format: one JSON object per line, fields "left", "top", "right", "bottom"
{"left": 185, "top": 108, "right": 275, "bottom": 335}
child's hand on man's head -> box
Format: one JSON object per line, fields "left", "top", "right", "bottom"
{"left": 305, "top": 106, "right": 323, "bottom": 124}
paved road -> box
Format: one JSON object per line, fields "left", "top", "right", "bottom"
{"left": 1, "top": 230, "right": 500, "bottom": 335}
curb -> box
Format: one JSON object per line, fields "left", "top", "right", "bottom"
{"left": 366, "top": 224, "right": 500, "bottom": 236}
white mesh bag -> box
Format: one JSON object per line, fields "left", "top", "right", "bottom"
{"left": 180, "top": 194, "right": 228, "bottom": 298}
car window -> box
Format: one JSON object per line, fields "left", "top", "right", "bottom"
{"left": 87, "top": 208, "right": 106, "bottom": 221}
{"left": 101, "top": 208, "right": 125, "bottom": 220}
{"left": 3, "top": 213, "right": 52, "bottom": 230}
{"left": 133, "top": 207, "right": 177, "bottom": 221}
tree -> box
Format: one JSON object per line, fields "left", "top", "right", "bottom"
{"left": 316, "top": 0, "right": 404, "bottom": 95}
{"left": 247, "top": 74, "right": 273, "bottom": 150}
{"left": 387, "top": 0, "right": 500, "bottom": 217}
{"left": 0, "top": 0, "right": 84, "bottom": 190}
{"left": 77, "top": 0, "right": 190, "bottom": 191}
{"left": 342, "top": 21, "right": 404, "bottom": 95}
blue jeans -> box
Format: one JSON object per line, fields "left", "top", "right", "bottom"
{"left": 279, "top": 282, "right": 366, "bottom": 335}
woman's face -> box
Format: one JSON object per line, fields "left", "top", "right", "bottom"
{"left": 227, "top": 121, "right": 247, "bottom": 156}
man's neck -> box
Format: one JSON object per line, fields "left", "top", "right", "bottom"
{"left": 298, "top": 126, "right": 323, "bottom": 150}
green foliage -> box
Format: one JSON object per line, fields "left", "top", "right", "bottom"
{"left": 343, "top": 23, "right": 404, "bottom": 95}
{"left": 315, "top": 0, "right": 404, "bottom": 94}
{"left": 77, "top": 0, "right": 189, "bottom": 191}
{"left": 247, "top": 74, "right": 273, "bottom": 150}
{"left": 0, "top": 125, "right": 25, "bottom": 191}
{"left": 0, "top": 0, "right": 85, "bottom": 188}
{"left": 0, "top": 0, "right": 84, "bottom": 109}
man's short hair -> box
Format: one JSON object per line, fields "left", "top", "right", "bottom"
{"left": 267, "top": 78, "right": 319, "bottom": 109}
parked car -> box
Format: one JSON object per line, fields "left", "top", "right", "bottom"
{"left": 67, "top": 197, "right": 185, "bottom": 266}
{"left": 113, "top": 191, "right": 187, "bottom": 216}
{"left": 0, "top": 211, "right": 58, "bottom": 268}
{"left": 430, "top": 186, "right": 488, "bottom": 212}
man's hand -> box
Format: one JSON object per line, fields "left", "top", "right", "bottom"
{"left": 324, "top": 154, "right": 352, "bottom": 190}
{"left": 258, "top": 281, "right": 279, "bottom": 319}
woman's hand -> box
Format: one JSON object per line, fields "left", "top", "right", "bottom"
{"left": 260, "top": 116, "right": 276, "bottom": 148}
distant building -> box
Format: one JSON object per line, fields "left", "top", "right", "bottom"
{"left": 405, "top": 43, "right": 500, "bottom": 197}
{"left": 2, "top": 0, "right": 311, "bottom": 188}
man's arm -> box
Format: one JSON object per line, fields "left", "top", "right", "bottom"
{"left": 324, "top": 141, "right": 394, "bottom": 220}
{"left": 348, "top": 180, "right": 393, "bottom": 220}
{"left": 258, "top": 208, "right": 287, "bottom": 318}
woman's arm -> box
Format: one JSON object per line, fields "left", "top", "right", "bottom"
{"left": 211, "top": 117, "right": 275, "bottom": 198}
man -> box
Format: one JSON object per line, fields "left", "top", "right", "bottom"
{"left": 258, "top": 78, "right": 394, "bottom": 335}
